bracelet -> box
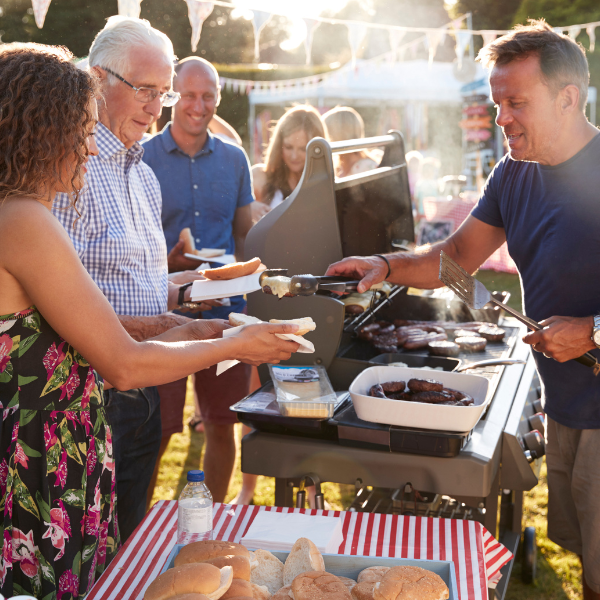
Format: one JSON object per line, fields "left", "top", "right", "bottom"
{"left": 177, "top": 282, "right": 194, "bottom": 307}
{"left": 373, "top": 254, "right": 391, "bottom": 280}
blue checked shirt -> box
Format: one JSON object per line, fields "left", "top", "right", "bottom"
{"left": 53, "top": 123, "right": 169, "bottom": 316}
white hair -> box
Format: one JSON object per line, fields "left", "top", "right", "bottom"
{"left": 88, "top": 16, "right": 176, "bottom": 83}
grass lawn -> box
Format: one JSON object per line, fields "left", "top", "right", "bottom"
{"left": 149, "top": 270, "right": 582, "bottom": 599}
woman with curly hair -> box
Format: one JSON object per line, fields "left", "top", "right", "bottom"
{"left": 0, "top": 44, "right": 300, "bottom": 598}
{"left": 252, "top": 105, "right": 327, "bottom": 211}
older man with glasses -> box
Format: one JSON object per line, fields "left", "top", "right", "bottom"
{"left": 52, "top": 16, "right": 212, "bottom": 543}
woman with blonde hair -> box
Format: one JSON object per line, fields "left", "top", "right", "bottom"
{"left": 0, "top": 43, "right": 300, "bottom": 598}
{"left": 323, "top": 106, "right": 379, "bottom": 177}
{"left": 252, "top": 105, "right": 327, "bottom": 211}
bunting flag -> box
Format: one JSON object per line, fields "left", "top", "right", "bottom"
{"left": 303, "top": 18, "right": 319, "bottom": 65}
{"left": 426, "top": 28, "right": 446, "bottom": 67}
{"left": 31, "top": 0, "right": 52, "bottom": 28}
{"left": 568, "top": 25, "right": 581, "bottom": 41}
{"left": 454, "top": 30, "right": 472, "bottom": 69}
{"left": 252, "top": 10, "right": 273, "bottom": 62}
{"left": 347, "top": 23, "right": 368, "bottom": 68}
{"left": 481, "top": 32, "right": 497, "bottom": 47}
{"left": 388, "top": 29, "right": 406, "bottom": 60}
{"left": 117, "top": 0, "right": 142, "bottom": 18}
{"left": 185, "top": 0, "right": 214, "bottom": 52}
{"left": 587, "top": 24, "right": 597, "bottom": 52}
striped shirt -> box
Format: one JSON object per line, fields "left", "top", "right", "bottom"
{"left": 53, "top": 123, "right": 168, "bottom": 316}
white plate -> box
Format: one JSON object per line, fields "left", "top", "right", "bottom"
{"left": 184, "top": 252, "right": 236, "bottom": 265}
{"left": 190, "top": 272, "right": 262, "bottom": 301}
{"left": 349, "top": 366, "right": 490, "bottom": 433}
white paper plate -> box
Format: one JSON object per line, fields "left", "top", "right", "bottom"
{"left": 184, "top": 252, "right": 236, "bottom": 265}
{"left": 190, "top": 272, "right": 262, "bottom": 301}
{"left": 349, "top": 366, "right": 490, "bottom": 433}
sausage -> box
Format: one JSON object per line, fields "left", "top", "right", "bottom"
{"left": 373, "top": 343, "right": 398, "bottom": 353}
{"left": 404, "top": 332, "right": 447, "bottom": 349}
{"left": 407, "top": 378, "right": 444, "bottom": 393}
{"left": 395, "top": 331, "right": 409, "bottom": 347}
{"left": 369, "top": 384, "right": 386, "bottom": 398}
{"left": 381, "top": 381, "right": 406, "bottom": 393}
{"left": 372, "top": 333, "right": 399, "bottom": 347}
{"left": 410, "top": 390, "right": 456, "bottom": 404}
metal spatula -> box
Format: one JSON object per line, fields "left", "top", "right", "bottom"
{"left": 439, "top": 251, "right": 599, "bottom": 373}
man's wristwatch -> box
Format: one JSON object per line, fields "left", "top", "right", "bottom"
{"left": 178, "top": 282, "right": 201, "bottom": 309}
{"left": 592, "top": 315, "right": 600, "bottom": 348}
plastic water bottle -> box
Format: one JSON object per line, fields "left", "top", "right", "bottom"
{"left": 177, "top": 470, "right": 213, "bottom": 543}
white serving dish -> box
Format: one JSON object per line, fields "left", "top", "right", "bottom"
{"left": 349, "top": 366, "right": 490, "bottom": 433}
{"left": 160, "top": 546, "right": 458, "bottom": 600}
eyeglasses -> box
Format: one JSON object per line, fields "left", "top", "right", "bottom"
{"left": 102, "top": 67, "right": 180, "bottom": 107}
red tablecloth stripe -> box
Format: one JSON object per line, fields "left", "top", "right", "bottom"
{"left": 87, "top": 501, "right": 512, "bottom": 600}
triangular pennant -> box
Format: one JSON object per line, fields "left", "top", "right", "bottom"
{"left": 117, "top": 0, "right": 142, "bottom": 18}
{"left": 252, "top": 10, "right": 273, "bottom": 62}
{"left": 426, "top": 28, "right": 446, "bottom": 67}
{"left": 303, "top": 18, "right": 319, "bottom": 65}
{"left": 185, "top": 0, "right": 214, "bottom": 53}
{"left": 568, "top": 25, "right": 581, "bottom": 41}
{"left": 587, "top": 24, "right": 596, "bottom": 52}
{"left": 553, "top": 27, "right": 564, "bottom": 35}
{"left": 454, "top": 30, "right": 472, "bottom": 69}
{"left": 481, "top": 32, "right": 497, "bottom": 47}
{"left": 31, "top": 0, "right": 52, "bottom": 28}
{"left": 347, "top": 23, "right": 368, "bottom": 68}
{"left": 388, "top": 29, "right": 406, "bottom": 61}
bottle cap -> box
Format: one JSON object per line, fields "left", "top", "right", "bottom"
{"left": 187, "top": 470, "right": 205, "bottom": 482}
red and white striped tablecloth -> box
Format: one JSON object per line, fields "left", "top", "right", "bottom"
{"left": 86, "top": 501, "right": 512, "bottom": 600}
{"left": 422, "top": 196, "right": 517, "bottom": 274}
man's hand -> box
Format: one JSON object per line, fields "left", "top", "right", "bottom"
{"left": 167, "top": 239, "right": 203, "bottom": 272}
{"left": 326, "top": 255, "right": 389, "bottom": 293}
{"left": 251, "top": 201, "right": 270, "bottom": 222}
{"left": 522, "top": 315, "right": 595, "bottom": 362}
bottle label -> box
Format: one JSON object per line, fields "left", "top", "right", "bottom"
{"left": 179, "top": 506, "right": 212, "bottom": 534}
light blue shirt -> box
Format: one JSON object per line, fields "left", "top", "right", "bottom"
{"left": 53, "top": 123, "right": 169, "bottom": 316}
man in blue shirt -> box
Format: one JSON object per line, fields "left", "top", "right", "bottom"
{"left": 142, "top": 57, "right": 254, "bottom": 503}
{"left": 327, "top": 22, "right": 600, "bottom": 598}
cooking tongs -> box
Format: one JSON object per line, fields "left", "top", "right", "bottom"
{"left": 259, "top": 269, "right": 362, "bottom": 296}
{"left": 439, "top": 251, "right": 600, "bottom": 374}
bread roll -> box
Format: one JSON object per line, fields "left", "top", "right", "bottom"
{"left": 203, "top": 258, "right": 261, "bottom": 280}
{"left": 179, "top": 228, "right": 196, "bottom": 255}
{"left": 204, "top": 556, "right": 251, "bottom": 581}
{"left": 175, "top": 541, "right": 249, "bottom": 564}
{"left": 270, "top": 585, "right": 291, "bottom": 600}
{"left": 351, "top": 582, "right": 375, "bottom": 600}
{"left": 357, "top": 567, "right": 390, "bottom": 584}
{"left": 251, "top": 582, "right": 272, "bottom": 600}
{"left": 229, "top": 313, "right": 263, "bottom": 327}
{"left": 282, "top": 538, "right": 325, "bottom": 586}
{"left": 269, "top": 318, "right": 316, "bottom": 336}
{"left": 222, "top": 579, "right": 254, "bottom": 599}
{"left": 373, "top": 566, "right": 448, "bottom": 600}
{"left": 291, "top": 571, "right": 351, "bottom": 600}
{"left": 337, "top": 577, "right": 357, "bottom": 593}
{"left": 250, "top": 549, "right": 284, "bottom": 595}
{"left": 170, "top": 596, "right": 211, "bottom": 600}
{"left": 144, "top": 564, "right": 233, "bottom": 600}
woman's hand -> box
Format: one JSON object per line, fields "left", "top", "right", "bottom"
{"left": 229, "top": 322, "right": 300, "bottom": 365}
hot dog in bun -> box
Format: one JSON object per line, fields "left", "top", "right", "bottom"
{"left": 203, "top": 258, "right": 262, "bottom": 280}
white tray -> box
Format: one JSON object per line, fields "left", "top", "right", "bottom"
{"left": 349, "top": 366, "right": 490, "bottom": 433}
{"left": 160, "top": 545, "right": 458, "bottom": 600}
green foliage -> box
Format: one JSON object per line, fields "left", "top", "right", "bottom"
{"left": 513, "top": 0, "right": 600, "bottom": 27}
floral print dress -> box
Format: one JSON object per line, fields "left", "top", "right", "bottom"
{"left": 0, "top": 307, "right": 119, "bottom": 599}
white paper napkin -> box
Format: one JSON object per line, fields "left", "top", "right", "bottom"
{"left": 216, "top": 326, "right": 315, "bottom": 376}
{"left": 240, "top": 511, "right": 344, "bottom": 553}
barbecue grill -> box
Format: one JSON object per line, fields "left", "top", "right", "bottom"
{"left": 242, "top": 133, "right": 543, "bottom": 597}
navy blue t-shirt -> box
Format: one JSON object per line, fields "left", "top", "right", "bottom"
{"left": 472, "top": 133, "right": 600, "bottom": 429}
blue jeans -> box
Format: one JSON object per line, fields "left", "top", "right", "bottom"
{"left": 104, "top": 386, "right": 161, "bottom": 543}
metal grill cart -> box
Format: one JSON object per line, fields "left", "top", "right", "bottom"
{"left": 241, "top": 133, "right": 545, "bottom": 598}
